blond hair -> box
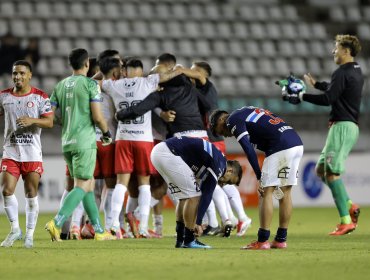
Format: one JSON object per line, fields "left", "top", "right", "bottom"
{"left": 335, "top": 34, "right": 361, "bottom": 57}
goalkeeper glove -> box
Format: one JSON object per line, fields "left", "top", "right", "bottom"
{"left": 100, "top": 130, "right": 113, "bottom": 146}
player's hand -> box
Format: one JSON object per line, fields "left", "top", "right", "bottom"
{"left": 100, "top": 130, "right": 113, "bottom": 146}
{"left": 160, "top": 110, "right": 176, "bottom": 122}
{"left": 257, "top": 181, "right": 264, "bottom": 198}
{"left": 303, "top": 73, "right": 316, "bottom": 87}
{"left": 194, "top": 224, "right": 203, "bottom": 237}
{"left": 16, "top": 116, "right": 34, "bottom": 128}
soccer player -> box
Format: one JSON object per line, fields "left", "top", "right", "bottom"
{"left": 100, "top": 58, "right": 182, "bottom": 238}
{"left": 0, "top": 60, "right": 53, "bottom": 248}
{"left": 210, "top": 107, "right": 303, "bottom": 249}
{"left": 151, "top": 136, "right": 242, "bottom": 248}
{"left": 180, "top": 61, "right": 252, "bottom": 237}
{"left": 45, "top": 48, "right": 115, "bottom": 241}
{"left": 283, "top": 35, "right": 363, "bottom": 235}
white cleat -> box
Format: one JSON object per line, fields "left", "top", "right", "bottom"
{"left": 1, "top": 228, "right": 23, "bottom": 247}
{"left": 236, "top": 218, "right": 252, "bottom": 237}
{"left": 24, "top": 236, "right": 34, "bottom": 248}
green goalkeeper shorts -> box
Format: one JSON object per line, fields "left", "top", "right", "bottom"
{"left": 64, "top": 148, "right": 97, "bottom": 180}
{"left": 317, "top": 121, "right": 359, "bottom": 174}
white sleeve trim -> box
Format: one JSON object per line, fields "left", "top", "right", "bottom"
{"left": 236, "top": 131, "right": 249, "bottom": 142}
{"left": 207, "top": 167, "right": 218, "bottom": 181}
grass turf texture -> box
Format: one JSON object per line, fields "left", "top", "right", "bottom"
{"left": 0, "top": 207, "right": 369, "bottom": 280}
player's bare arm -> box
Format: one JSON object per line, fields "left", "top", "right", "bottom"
{"left": 176, "top": 66, "right": 207, "bottom": 85}
{"left": 16, "top": 114, "right": 54, "bottom": 129}
{"left": 158, "top": 68, "right": 183, "bottom": 83}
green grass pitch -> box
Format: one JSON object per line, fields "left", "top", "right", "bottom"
{"left": 0, "top": 207, "right": 369, "bottom": 280}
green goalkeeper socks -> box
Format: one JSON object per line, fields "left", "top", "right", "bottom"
{"left": 54, "top": 187, "right": 86, "bottom": 228}
{"left": 327, "top": 179, "right": 351, "bottom": 224}
{"left": 83, "top": 192, "right": 104, "bottom": 234}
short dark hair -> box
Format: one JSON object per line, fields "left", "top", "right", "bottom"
{"left": 13, "top": 60, "right": 32, "bottom": 73}
{"left": 227, "top": 160, "right": 243, "bottom": 186}
{"left": 69, "top": 48, "right": 88, "bottom": 70}
{"left": 87, "top": 57, "right": 99, "bottom": 77}
{"left": 156, "top": 53, "right": 176, "bottom": 64}
{"left": 209, "top": 109, "right": 229, "bottom": 136}
{"left": 193, "top": 61, "right": 212, "bottom": 77}
{"left": 126, "top": 58, "right": 143, "bottom": 69}
{"left": 99, "top": 57, "right": 121, "bottom": 75}
{"left": 97, "top": 49, "right": 120, "bottom": 63}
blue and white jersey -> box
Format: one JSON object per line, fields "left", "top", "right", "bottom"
{"left": 227, "top": 106, "right": 303, "bottom": 180}
{"left": 165, "top": 136, "right": 227, "bottom": 225}
{"left": 165, "top": 136, "right": 227, "bottom": 183}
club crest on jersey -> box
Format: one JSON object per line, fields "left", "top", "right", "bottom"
{"left": 27, "top": 101, "right": 34, "bottom": 108}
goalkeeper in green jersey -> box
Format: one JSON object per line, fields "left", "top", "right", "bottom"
{"left": 45, "top": 48, "right": 115, "bottom": 241}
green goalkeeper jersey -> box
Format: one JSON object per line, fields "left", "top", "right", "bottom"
{"left": 50, "top": 75, "right": 101, "bottom": 152}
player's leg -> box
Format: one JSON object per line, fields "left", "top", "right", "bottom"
{"left": 183, "top": 196, "right": 200, "bottom": 245}
{"left": 137, "top": 175, "right": 151, "bottom": 237}
{"left": 23, "top": 165, "right": 43, "bottom": 248}
{"left": 125, "top": 176, "right": 139, "bottom": 238}
{"left": 175, "top": 199, "right": 185, "bottom": 248}
{"left": 134, "top": 141, "right": 155, "bottom": 237}
{"left": 111, "top": 173, "right": 130, "bottom": 235}
{"left": 150, "top": 177, "right": 167, "bottom": 237}
{"left": 323, "top": 122, "right": 359, "bottom": 235}
{"left": 0, "top": 160, "right": 22, "bottom": 247}
{"left": 270, "top": 185, "right": 292, "bottom": 249}
{"left": 103, "top": 177, "right": 116, "bottom": 231}
{"left": 202, "top": 201, "right": 221, "bottom": 236}
{"left": 222, "top": 184, "right": 252, "bottom": 237}
{"left": 212, "top": 185, "right": 233, "bottom": 236}
{"left": 110, "top": 140, "right": 130, "bottom": 234}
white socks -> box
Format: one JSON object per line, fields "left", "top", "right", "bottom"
{"left": 212, "top": 185, "right": 229, "bottom": 223}
{"left": 138, "top": 184, "right": 151, "bottom": 232}
{"left": 223, "top": 184, "right": 249, "bottom": 222}
{"left": 4, "top": 194, "right": 20, "bottom": 231}
{"left": 111, "top": 184, "right": 127, "bottom": 228}
{"left": 71, "top": 201, "right": 84, "bottom": 227}
{"left": 104, "top": 188, "right": 114, "bottom": 230}
{"left": 206, "top": 200, "right": 219, "bottom": 228}
{"left": 25, "top": 196, "right": 39, "bottom": 238}
{"left": 59, "top": 189, "right": 69, "bottom": 209}
{"left": 223, "top": 189, "right": 238, "bottom": 226}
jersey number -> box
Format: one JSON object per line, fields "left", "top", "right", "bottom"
{"left": 65, "top": 106, "right": 72, "bottom": 133}
{"left": 119, "top": 100, "right": 144, "bottom": 124}
{"left": 168, "top": 183, "right": 182, "bottom": 194}
{"left": 254, "top": 108, "right": 284, "bottom": 125}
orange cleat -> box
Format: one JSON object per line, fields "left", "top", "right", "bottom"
{"left": 148, "top": 229, "right": 162, "bottom": 238}
{"left": 270, "top": 240, "right": 287, "bottom": 249}
{"left": 241, "top": 240, "right": 270, "bottom": 250}
{"left": 126, "top": 212, "right": 139, "bottom": 238}
{"left": 81, "top": 222, "right": 95, "bottom": 239}
{"left": 349, "top": 204, "right": 360, "bottom": 226}
{"left": 329, "top": 223, "right": 356, "bottom": 235}
{"left": 70, "top": 225, "right": 82, "bottom": 240}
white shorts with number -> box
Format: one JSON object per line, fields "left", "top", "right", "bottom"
{"left": 260, "top": 145, "right": 304, "bottom": 188}
{"left": 150, "top": 142, "right": 201, "bottom": 200}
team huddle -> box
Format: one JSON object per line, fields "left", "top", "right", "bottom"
{"left": 0, "top": 34, "right": 363, "bottom": 249}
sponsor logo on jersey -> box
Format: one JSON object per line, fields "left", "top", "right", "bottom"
{"left": 27, "top": 101, "right": 34, "bottom": 108}
{"left": 124, "top": 81, "right": 137, "bottom": 88}
{"left": 302, "top": 161, "right": 323, "bottom": 199}
{"left": 10, "top": 133, "right": 34, "bottom": 144}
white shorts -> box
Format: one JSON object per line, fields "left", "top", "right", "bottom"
{"left": 260, "top": 145, "right": 304, "bottom": 188}
{"left": 150, "top": 142, "right": 201, "bottom": 200}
